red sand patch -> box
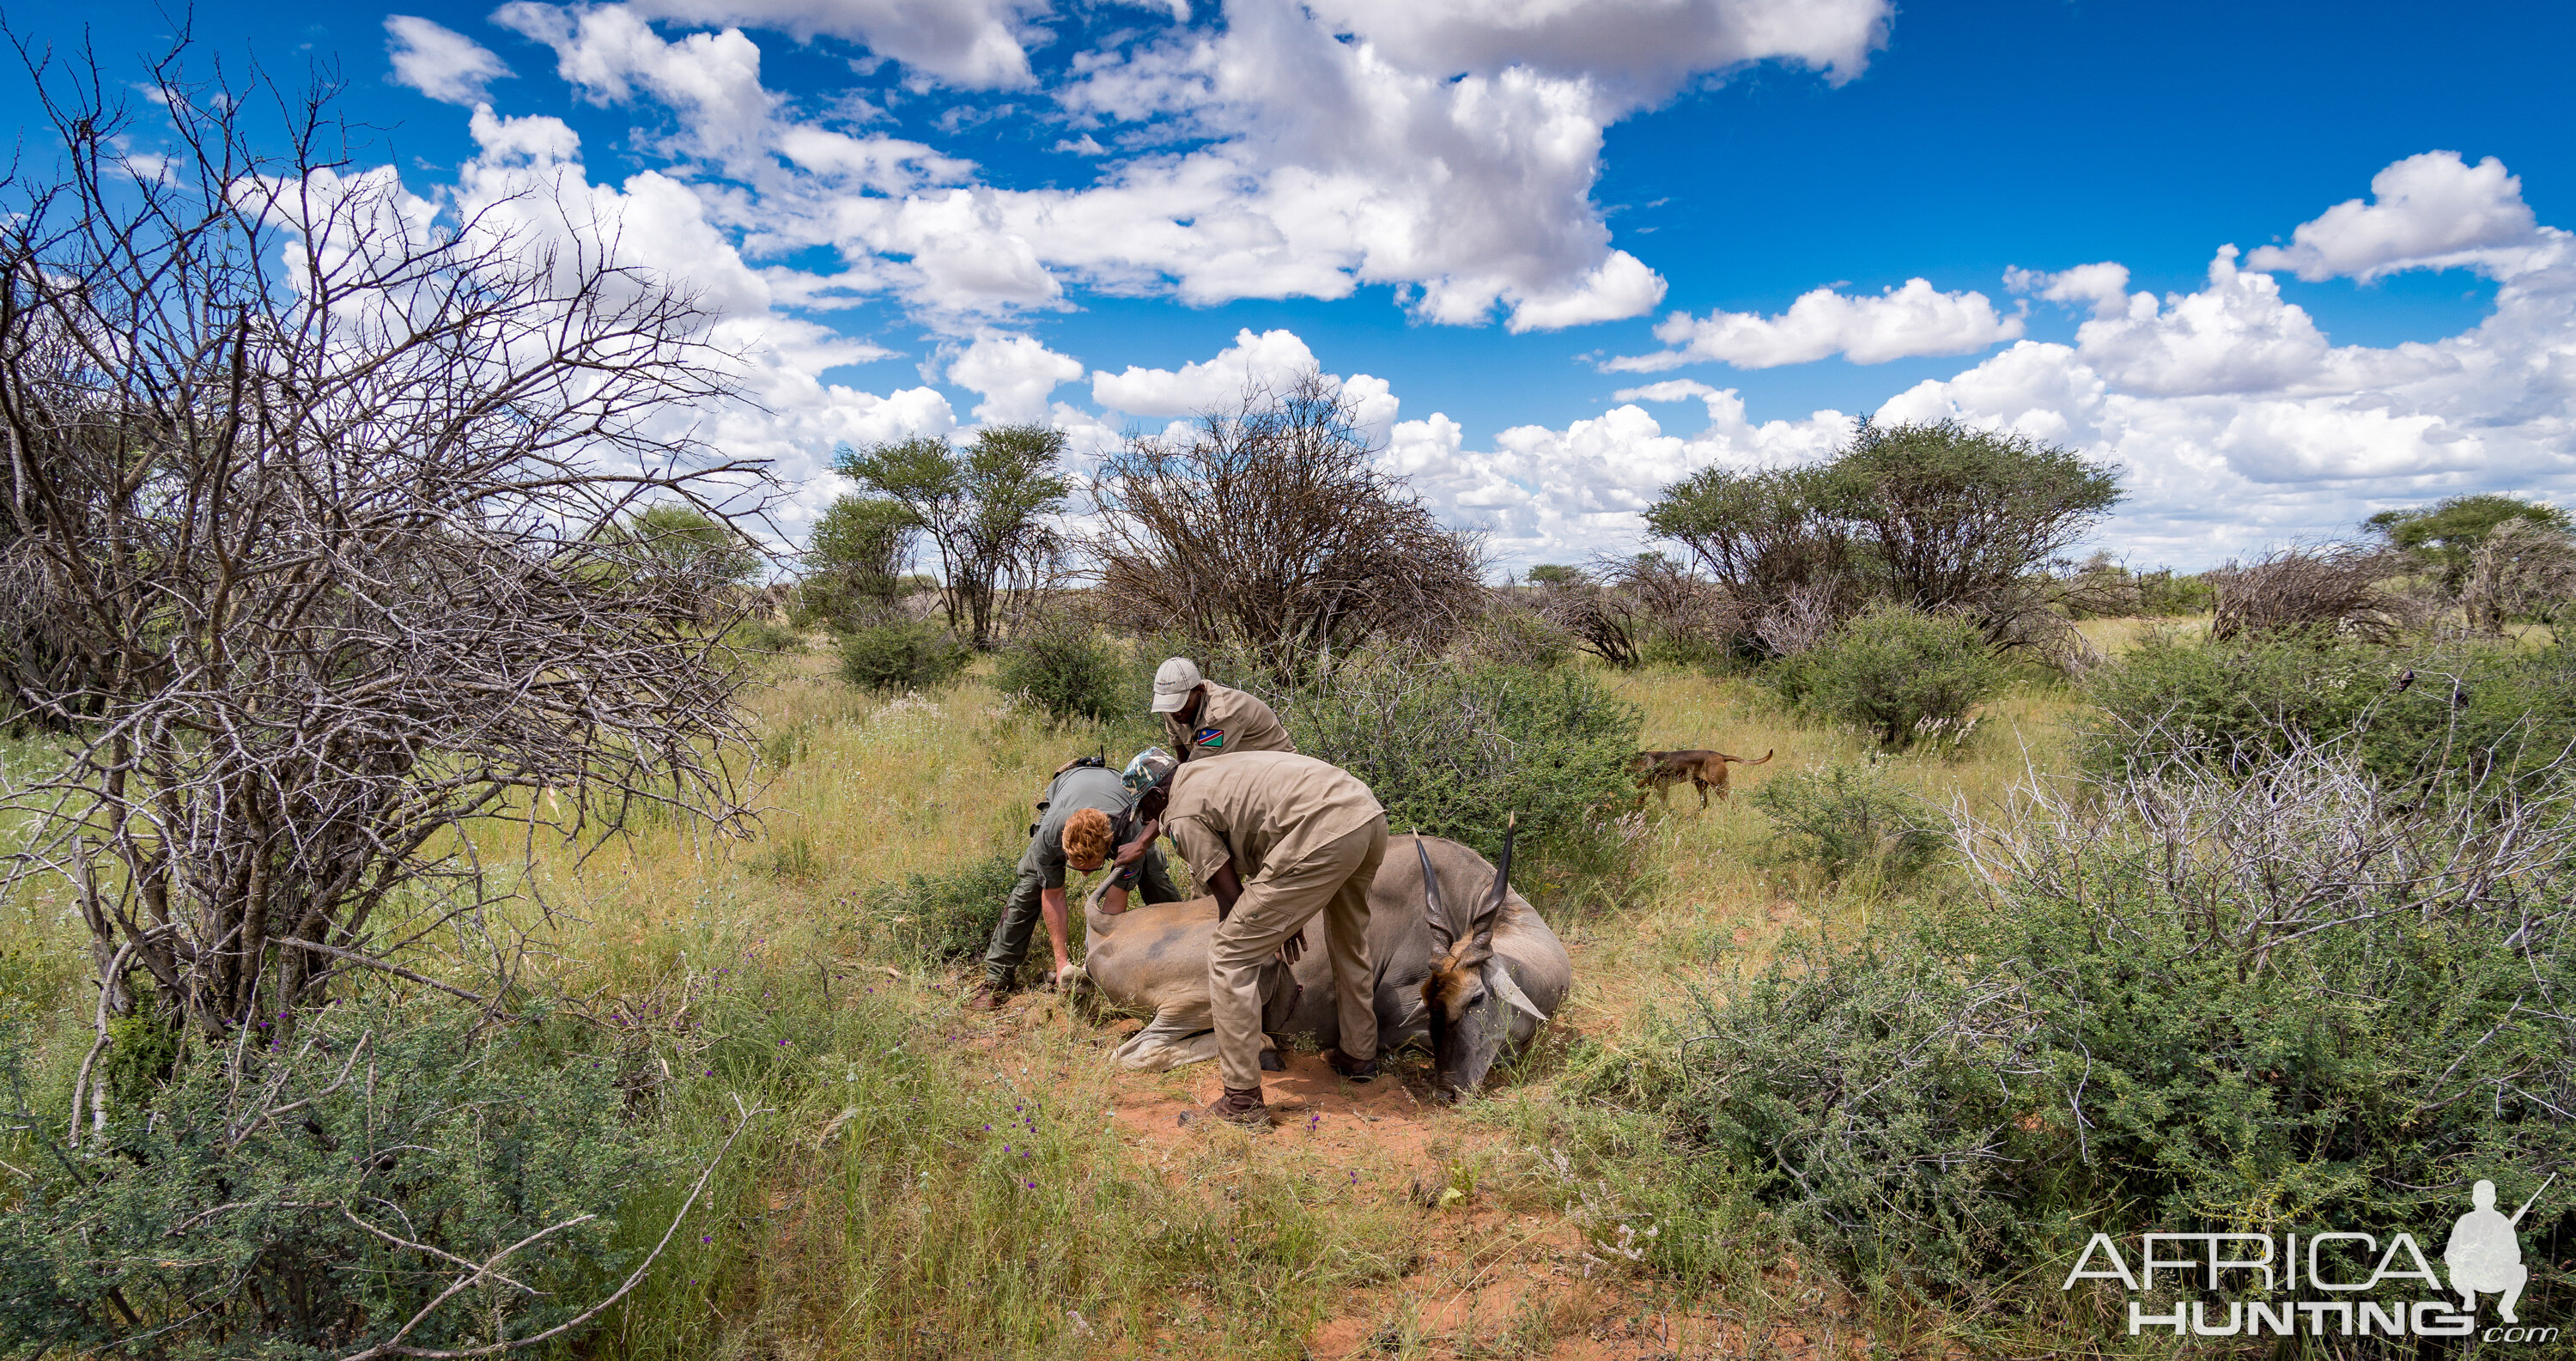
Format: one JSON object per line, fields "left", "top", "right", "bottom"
{"left": 945, "top": 955, "right": 1874, "bottom": 1361}
{"left": 1106, "top": 1050, "right": 1439, "bottom": 1152}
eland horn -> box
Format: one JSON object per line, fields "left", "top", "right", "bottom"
{"left": 1416, "top": 830, "right": 1451, "bottom": 948}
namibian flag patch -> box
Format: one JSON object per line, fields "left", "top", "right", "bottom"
{"left": 1194, "top": 726, "right": 1225, "bottom": 750}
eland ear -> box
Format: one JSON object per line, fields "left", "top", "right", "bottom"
{"left": 1467, "top": 817, "right": 1516, "bottom": 958}
{"left": 1416, "top": 832, "right": 1453, "bottom": 950}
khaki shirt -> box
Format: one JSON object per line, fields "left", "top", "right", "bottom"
{"left": 1163, "top": 750, "right": 1382, "bottom": 891}
{"left": 1163, "top": 683, "right": 1295, "bottom": 763}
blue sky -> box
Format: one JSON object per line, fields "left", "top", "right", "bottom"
{"left": 9, "top": 0, "right": 2574, "bottom": 570}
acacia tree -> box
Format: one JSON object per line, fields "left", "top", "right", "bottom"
{"left": 0, "top": 44, "right": 765, "bottom": 1042}
{"left": 1821, "top": 420, "right": 2123, "bottom": 640}
{"left": 1090, "top": 370, "right": 1485, "bottom": 681}
{"left": 1647, "top": 420, "right": 2122, "bottom": 653}
{"left": 835, "top": 423, "right": 1068, "bottom": 648}
{"left": 1643, "top": 463, "right": 1862, "bottom": 657}
{"left": 796, "top": 494, "right": 918, "bottom": 628}
{"left": 2462, "top": 519, "right": 2576, "bottom": 635}
{"left": 2368, "top": 494, "right": 2573, "bottom": 594}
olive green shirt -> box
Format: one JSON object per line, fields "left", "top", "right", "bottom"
{"left": 1163, "top": 750, "right": 1382, "bottom": 892}
{"left": 1163, "top": 683, "right": 1295, "bottom": 763}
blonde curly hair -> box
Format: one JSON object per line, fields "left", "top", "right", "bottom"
{"left": 1060, "top": 807, "right": 1115, "bottom": 866}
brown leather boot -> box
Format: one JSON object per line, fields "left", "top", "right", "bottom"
{"left": 1180, "top": 1086, "right": 1270, "bottom": 1129}
{"left": 964, "top": 982, "right": 1011, "bottom": 1012}
{"left": 1324, "top": 1048, "right": 1379, "bottom": 1082}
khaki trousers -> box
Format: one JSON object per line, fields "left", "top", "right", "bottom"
{"left": 1208, "top": 815, "right": 1385, "bottom": 1091}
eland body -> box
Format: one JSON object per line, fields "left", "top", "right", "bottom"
{"left": 1082, "top": 831, "right": 1570, "bottom": 1097}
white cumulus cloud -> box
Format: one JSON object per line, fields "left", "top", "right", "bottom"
{"left": 1865, "top": 155, "right": 2576, "bottom": 562}
{"left": 1401, "top": 152, "right": 2576, "bottom": 569}
{"left": 1303, "top": 0, "right": 1887, "bottom": 102}
{"left": 948, "top": 332, "right": 1084, "bottom": 424}
{"left": 1609, "top": 277, "right": 2025, "bottom": 372}
{"left": 2246, "top": 151, "right": 2543, "bottom": 282}
{"left": 384, "top": 15, "right": 512, "bottom": 105}
{"left": 1381, "top": 387, "right": 1855, "bottom": 563}
{"left": 619, "top": 0, "right": 1052, "bottom": 88}
{"left": 1091, "top": 328, "right": 1323, "bottom": 416}
{"left": 459, "top": 0, "right": 1884, "bottom": 325}
{"left": 424, "top": 104, "right": 949, "bottom": 547}
{"left": 494, "top": 3, "right": 779, "bottom": 165}
{"left": 2005, "top": 261, "right": 2131, "bottom": 319}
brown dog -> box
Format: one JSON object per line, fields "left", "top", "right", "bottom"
{"left": 1631, "top": 748, "right": 1774, "bottom": 810}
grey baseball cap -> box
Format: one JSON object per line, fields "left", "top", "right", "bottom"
{"left": 1150, "top": 657, "right": 1203, "bottom": 713}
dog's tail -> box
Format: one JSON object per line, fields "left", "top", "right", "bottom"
{"left": 1728, "top": 749, "right": 1775, "bottom": 767}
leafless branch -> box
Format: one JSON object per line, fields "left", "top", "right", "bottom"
{"left": 1089, "top": 369, "right": 1484, "bottom": 682}
{"left": 0, "top": 37, "right": 772, "bottom": 1036}
{"left": 2208, "top": 544, "right": 2406, "bottom": 643}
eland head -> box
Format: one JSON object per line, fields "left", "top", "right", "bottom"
{"left": 1418, "top": 817, "right": 1522, "bottom": 1098}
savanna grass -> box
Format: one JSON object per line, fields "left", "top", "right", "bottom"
{"left": 0, "top": 629, "right": 2156, "bottom": 1359}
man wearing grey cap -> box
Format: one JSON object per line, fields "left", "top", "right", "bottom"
{"left": 1151, "top": 658, "right": 1295, "bottom": 763}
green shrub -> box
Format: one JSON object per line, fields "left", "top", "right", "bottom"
{"left": 1747, "top": 763, "right": 1946, "bottom": 885}
{"left": 1289, "top": 658, "right": 1641, "bottom": 862}
{"left": 2078, "top": 632, "right": 2576, "bottom": 799}
{"left": 1771, "top": 603, "right": 2005, "bottom": 748}
{"left": 1659, "top": 749, "right": 2576, "bottom": 1312}
{"left": 1459, "top": 597, "right": 1575, "bottom": 671}
{"left": 0, "top": 1000, "right": 671, "bottom": 1357}
{"left": 1641, "top": 628, "right": 1736, "bottom": 672}
{"left": 993, "top": 627, "right": 1127, "bottom": 725}
{"left": 732, "top": 618, "right": 805, "bottom": 653}
{"left": 2075, "top": 629, "right": 2384, "bottom": 778}
{"left": 2136, "top": 568, "right": 2214, "bottom": 616}
{"left": 838, "top": 622, "right": 971, "bottom": 694}
{"left": 854, "top": 852, "right": 1020, "bottom": 966}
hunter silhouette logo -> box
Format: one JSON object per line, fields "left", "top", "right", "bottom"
{"left": 2062, "top": 1175, "right": 2558, "bottom": 1341}
{"left": 2449, "top": 1176, "right": 2551, "bottom": 1324}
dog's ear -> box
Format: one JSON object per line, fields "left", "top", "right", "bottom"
{"left": 1417, "top": 832, "right": 1453, "bottom": 951}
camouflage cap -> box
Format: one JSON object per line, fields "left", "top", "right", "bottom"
{"left": 1121, "top": 746, "right": 1178, "bottom": 798}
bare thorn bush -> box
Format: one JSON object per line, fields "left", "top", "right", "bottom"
{"left": 2208, "top": 544, "right": 2405, "bottom": 643}
{"left": 2463, "top": 517, "right": 2576, "bottom": 635}
{"left": 1090, "top": 370, "right": 1484, "bottom": 682}
{"left": 0, "top": 42, "right": 767, "bottom": 1038}
{"left": 1531, "top": 554, "right": 1737, "bottom": 669}
{"left": 1957, "top": 727, "right": 2576, "bottom": 970}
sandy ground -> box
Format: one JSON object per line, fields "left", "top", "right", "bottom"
{"left": 956, "top": 974, "right": 1867, "bottom": 1361}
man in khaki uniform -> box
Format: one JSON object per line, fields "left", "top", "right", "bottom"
{"left": 1133, "top": 748, "right": 1384, "bottom": 1127}
{"left": 1151, "top": 658, "right": 1294, "bottom": 763}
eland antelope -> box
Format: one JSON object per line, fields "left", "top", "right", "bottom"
{"left": 1081, "top": 830, "right": 1571, "bottom": 1097}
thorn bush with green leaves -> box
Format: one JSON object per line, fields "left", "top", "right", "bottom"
{"left": 1, "top": 1000, "right": 677, "bottom": 1358}
{"left": 838, "top": 623, "right": 974, "bottom": 695}
{"left": 993, "top": 627, "right": 1130, "bottom": 726}
{"left": 1747, "top": 763, "right": 1947, "bottom": 887}
{"left": 1655, "top": 744, "right": 2576, "bottom": 1317}
{"left": 1768, "top": 604, "right": 2005, "bottom": 750}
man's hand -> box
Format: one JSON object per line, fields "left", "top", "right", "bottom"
{"left": 1277, "top": 926, "right": 1306, "bottom": 967}
{"left": 1113, "top": 817, "right": 1159, "bottom": 867}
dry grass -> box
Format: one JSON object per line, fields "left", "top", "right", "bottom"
{"left": 2, "top": 623, "right": 2184, "bottom": 1359}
